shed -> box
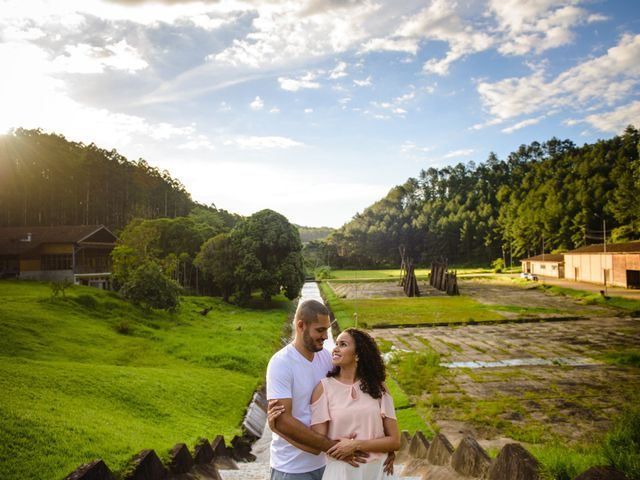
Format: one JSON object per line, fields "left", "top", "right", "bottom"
{"left": 521, "top": 253, "right": 565, "bottom": 279}
{"left": 563, "top": 241, "right": 640, "bottom": 289}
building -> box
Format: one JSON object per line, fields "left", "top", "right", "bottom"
{"left": 521, "top": 253, "right": 565, "bottom": 278}
{"left": 563, "top": 241, "right": 640, "bottom": 289}
{"left": 0, "top": 225, "right": 118, "bottom": 288}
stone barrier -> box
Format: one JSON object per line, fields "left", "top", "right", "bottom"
{"left": 451, "top": 436, "right": 491, "bottom": 478}
{"left": 65, "top": 435, "right": 247, "bottom": 480}
{"left": 124, "top": 449, "right": 167, "bottom": 480}
{"left": 65, "top": 459, "right": 116, "bottom": 480}
{"left": 394, "top": 431, "right": 628, "bottom": 480}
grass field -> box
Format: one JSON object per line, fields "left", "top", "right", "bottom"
{"left": 318, "top": 267, "right": 521, "bottom": 281}
{"left": 0, "top": 281, "right": 290, "bottom": 479}
{"left": 320, "top": 282, "right": 513, "bottom": 328}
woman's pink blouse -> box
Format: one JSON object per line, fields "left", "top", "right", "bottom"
{"left": 310, "top": 377, "right": 396, "bottom": 461}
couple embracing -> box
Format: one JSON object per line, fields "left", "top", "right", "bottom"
{"left": 266, "top": 299, "right": 400, "bottom": 480}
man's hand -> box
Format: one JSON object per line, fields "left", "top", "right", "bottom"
{"left": 383, "top": 451, "right": 395, "bottom": 475}
{"left": 326, "top": 438, "right": 358, "bottom": 460}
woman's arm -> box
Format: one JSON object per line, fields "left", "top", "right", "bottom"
{"left": 309, "top": 382, "right": 329, "bottom": 438}
{"left": 327, "top": 384, "right": 401, "bottom": 460}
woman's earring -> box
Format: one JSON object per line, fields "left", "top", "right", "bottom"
{"left": 355, "top": 356, "right": 359, "bottom": 363}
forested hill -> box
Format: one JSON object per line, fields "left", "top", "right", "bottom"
{"left": 0, "top": 128, "right": 202, "bottom": 231}
{"left": 325, "top": 126, "right": 640, "bottom": 268}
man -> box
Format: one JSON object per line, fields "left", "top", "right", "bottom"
{"left": 266, "top": 299, "right": 336, "bottom": 479}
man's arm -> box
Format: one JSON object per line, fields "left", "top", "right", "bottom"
{"left": 271, "top": 398, "right": 336, "bottom": 453}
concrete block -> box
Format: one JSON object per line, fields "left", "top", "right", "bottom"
{"left": 451, "top": 436, "right": 491, "bottom": 478}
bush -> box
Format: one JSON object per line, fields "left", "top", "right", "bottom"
{"left": 120, "top": 261, "right": 181, "bottom": 311}
{"left": 114, "top": 319, "right": 131, "bottom": 334}
{"left": 314, "top": 266, "right": 332, "bottom": 280}
{"left": 491, "top": 258, "right": 505, "bottom": 273}
{"left": 50, "top": 279, "right": 73, "bottom": 298}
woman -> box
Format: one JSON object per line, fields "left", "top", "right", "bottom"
{"left": 311, "top": 327, "right": 400, "bottom": 479}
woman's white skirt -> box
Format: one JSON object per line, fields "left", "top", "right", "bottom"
{"left": 322, "top": 457, "right": 396, "bottom": 480}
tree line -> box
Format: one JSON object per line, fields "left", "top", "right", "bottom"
{"left": 0, "top": 128, "right": 195, "bottom": 230}
{"left": 112, "top": 209, "right": 304, "bottom": 309}
{"left": 0, "top": 128, "right": 305, "bottom": 308}
{"left": 310, "top": 126, "right": 640, "bottom": 268}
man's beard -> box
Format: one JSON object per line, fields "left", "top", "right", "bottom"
{"left": 303, "top": 327, "right": 324, "bottom": 353}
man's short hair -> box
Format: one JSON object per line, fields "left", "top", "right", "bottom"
{"left": 296, "top": 299, "right": 329, "bottom": 326}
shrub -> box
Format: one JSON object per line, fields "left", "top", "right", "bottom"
{"left": 50, "top": 279, "right": 73, "bottom": 298}
{"left": 120, "top": 261, "right": 181, "bottom": 311}
{"left": 491, "top": 258, "right": 505, "bottom": 273}
{"left": 314, "top": 266, "right": 333, "bottom": 280}
{"left": 114, "top": 319, "right": 131, "bottom": 334}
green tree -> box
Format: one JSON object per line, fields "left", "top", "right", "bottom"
{"left": 195, "top": 233, "right": 237, "bottom": 301}
{"left": 119, "top": 261, "right": 181, "bottom": 311}
{"left": 230, "top": 209, "right": 305, "bottom": 303}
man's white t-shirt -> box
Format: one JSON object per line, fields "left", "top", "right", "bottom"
{"left": 267, "top": 343, "right": 333, "bottom": 474}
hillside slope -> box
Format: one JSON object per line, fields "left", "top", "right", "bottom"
{"left": 0, "top": 281, "right": 290, "bottom": 479}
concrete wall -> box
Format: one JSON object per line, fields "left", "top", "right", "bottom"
{"left": 564, "top": 253, "right": 640, "bottom": 288}
{"left": 20, "top": 269, "right": 73, "bottom": 282}
{"left": 530, "top": 261, "right": 563, "bottom": 278}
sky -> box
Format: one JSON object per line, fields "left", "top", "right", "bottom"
{"left": 1, "top": 1, "right": 639, "bottom": 228}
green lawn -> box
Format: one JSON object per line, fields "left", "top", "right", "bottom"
{"left": 320, "top": 282, "right": 507, "bottom": 327}
{"left": 319, "top": 267, "right": 521, "bottom": 281}
{"left": 0, "top": 281, "right": 289, "bottom": 479}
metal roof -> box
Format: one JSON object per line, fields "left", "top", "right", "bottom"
{"left": 0, "top": 225, "right": 117, "bottom": 255}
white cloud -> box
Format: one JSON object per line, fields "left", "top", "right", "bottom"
{"left": 0, "top": 0, "right": 245, "bottom": 28}
{"left": 304, "top": 108, "right": 313, "bottom": 114}
{"left": 218, "top": 101, "right": 232, "bottom": 112}
{"left": 400, "top": 141, "right": 432, "bottom": 154}
{"left": 501, "top": 116, "right": 545, "bottom": 134}
{"left": 0, "top": 41, "right": 192, "bottom": 148}
{"left": 370, "top": 87, "right": 417, "bottom": 118}
{"left": 52, "top": 39, "right": 148, "bottom": 74}
{"left": 489, "top": 0, "right": 607, "bottom": 56}
{"left": 212, "top": 1, "right": 380, "bottom": 68}
{"left": 360, "top": 37, "right": 419, "bottom": 55}
{"left": 269, "top": 107, "right": 280, "bottom": 114}
{"left": 250, "top": 96, "right": 264, "bottom": 110}
{"left": 469, "top": 118, "right": 504, "bottom": 130}
{"left": 353, "top": 76, "right": 372, "bottom": 87}
{"left": 477, "top": 34, "right": 640, "bottom": 125}
{"left": 222, "top": 135, "right": 303, "bottom": 150}
{"left": 178, "top": 135, "right": 215, "bottom": 151}
{"left": 444, "top": 149, "right": 475, "bottom": 159}
{"left": 189, "top": 14, "right": 233, "bottom": 31}
{"left": 575, "top": 101, "right": 640, "bottom": 133}
{"left": 329, "top": 61, "right": 348, "bottom": 79}
{"left": 278, "top": 72, "right": 321, "bottom": 91}
{"left": 364, "top": 0, "right": 493, "bottom": 76}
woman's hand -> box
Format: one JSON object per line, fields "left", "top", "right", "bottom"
{"left": 383, "top": 451, "right": 395, "bottom": 475}
{"left": 267, "top": 400, "right": 285, "bottom": 432}
{"left": 326, "top": 438, "right": 359, "bottom": 460}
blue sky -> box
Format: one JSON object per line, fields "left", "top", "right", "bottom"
{"left": 1, "top": 0, "right": 638, "bottom": 227}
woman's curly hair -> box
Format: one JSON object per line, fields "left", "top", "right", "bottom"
{"left": 327, "top": 328, "right": 386, "bottom": 399}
